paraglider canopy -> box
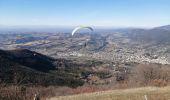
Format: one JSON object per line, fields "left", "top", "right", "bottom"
{"left": 71, "top": 26, "right": 94, "bottom": 36}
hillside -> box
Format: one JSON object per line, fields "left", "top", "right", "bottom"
{"left": 48, "top": 86, "right": 170, "bottom": 100}
{"left": 0, "top": 49, "right": 56, "bottom": 72}
{"left": 0, "top": 49, "right": 84, "bottom": 87}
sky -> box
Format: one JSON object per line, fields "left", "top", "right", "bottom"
{"left": 0, "top": 0, "right": 170, "bottom": 28}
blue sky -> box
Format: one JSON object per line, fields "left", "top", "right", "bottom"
{"left": 0, "top": 0, "right": 170, "bottom": 28}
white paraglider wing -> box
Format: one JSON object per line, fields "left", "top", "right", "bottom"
{"left": 72, "top": 26, "right": 93, "bottom": 36}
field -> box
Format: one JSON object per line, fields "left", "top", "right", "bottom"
{"left": 48, "top": 86, "right": 170, "bottom": 100}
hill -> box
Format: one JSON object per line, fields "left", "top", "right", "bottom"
{"left": 0, "top": 49, "right": 56, "bottom": 72}
{"left": 0, "top": 49, "right": 84, "bottom": 87}
{"left": 126, "top": 28, "right": 170, "bottom": 43}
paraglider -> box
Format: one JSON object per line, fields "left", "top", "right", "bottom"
{"left": 71, "top": 26, "right": 93, "bottom": 47}
{"left": 71, "top": 26, "right": 94, "bottom": 48}
{"left": 71, "top": 26, "right": 94, "bottom": 36}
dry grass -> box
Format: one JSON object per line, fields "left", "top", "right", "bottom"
{"left": 0, "top": 86, "right": 59, "bottom": 100}
{"left": 48, "top": 86, "right": 170, "bottom": 100}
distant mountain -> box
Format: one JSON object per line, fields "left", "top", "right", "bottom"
{"left": 0, "top": 49, "right": 84, "bottom": 87}
{"left": 125, "top": 26, "right": 170, "bottom": 44}
{"left": 154, "top": 25, "right": 170, "bottom": 31}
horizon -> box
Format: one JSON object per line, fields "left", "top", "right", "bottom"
{"left": 0, "top": 24, "right": 169, "bottom": 33}
{"left": 0, "top": 0, "right": 170, "bottom": 28}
